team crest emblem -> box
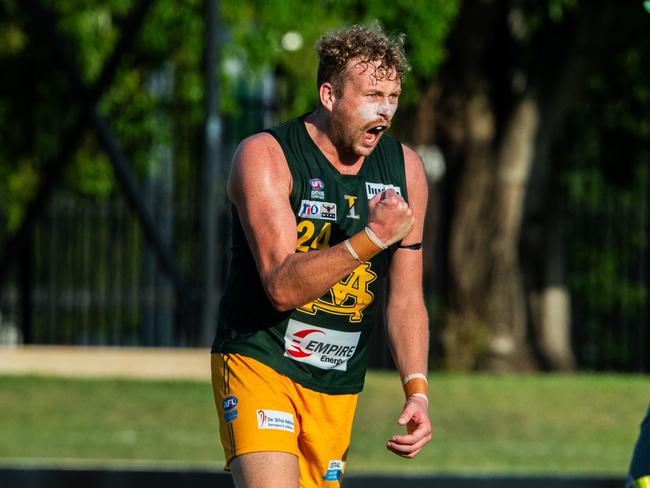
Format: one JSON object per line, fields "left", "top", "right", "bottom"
{"left": 298, "top": 262, "right": 377, "bottom": 322}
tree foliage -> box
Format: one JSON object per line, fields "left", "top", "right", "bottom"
{"left": 555, "top": 4, "right": 650, "bottom": 370}
{"left": 1, "top": 0, "right": 648, "bottom": 370}
{"left": 426, "top": 0, "right": 650, "bottom": 371}
{"left": 0, "top": 0, "right": 459, "bottom": 233}
{"left": 219, "top": 0, "right": 460, "bottom": 114}
{"left": 0, "top": 0, "right": 203, "bottom": 230}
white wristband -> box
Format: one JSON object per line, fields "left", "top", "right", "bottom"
{"left": 343, "top": 239, "right": 360, "bottom": 261}
{"left": 402, "top": 373, "right": 428, "bottom": 385}
{"left": 408, "top": 393, "right": 429, "bottom": 405}
{"left": 364, "top": 226, "right": 388, "bottom": 250}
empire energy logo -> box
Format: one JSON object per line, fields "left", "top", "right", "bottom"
{"left": 283, "top": 319, "right": 360, "bottom": 371}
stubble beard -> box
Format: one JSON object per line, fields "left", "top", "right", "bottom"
{"left": 328, "top": 109, "right": 368, "bottom": 163}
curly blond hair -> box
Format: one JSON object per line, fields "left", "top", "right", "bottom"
{"left": 316, "top": 24, "right": 410, "bottom": 96}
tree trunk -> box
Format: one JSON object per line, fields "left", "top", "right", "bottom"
{"left": 429, "top": 0, "right": 617, "bottom": 371}
{"left": 524, "top": 179, "right": 575, "bottom": 371}
{"left": 521, "top": 1, "right": 614, "bottom": 370}
{"left": 444, "top": 94, "right": 538, "bottom": 371}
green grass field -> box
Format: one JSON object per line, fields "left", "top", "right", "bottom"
{"left": 0, "top": 372, "right": 647, "bottom": 476}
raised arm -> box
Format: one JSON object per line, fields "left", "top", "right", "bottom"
{"left": 228, "top": 133, "right": 413, "bottom": 311}
{"left": 385, "top": 144, "right": 432, "bottom": 458}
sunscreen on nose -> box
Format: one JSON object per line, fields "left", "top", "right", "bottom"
{"left": 357, "top": 100, "right": 396, "bottom": 121}
{"left": 379, "top": 99, "right": 397, "bottom": 118}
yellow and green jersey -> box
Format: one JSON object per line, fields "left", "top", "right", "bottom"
{"left": 212, "top": 114, "right": 408, "bottom": 394}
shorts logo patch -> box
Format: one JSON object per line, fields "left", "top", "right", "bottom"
{"left": 323, "top": 460, "right": 344, "bottom": 481}
{"left": 299, "top": 200, "right": 337, "bottom": 221}
{"left": 256, "top": 409, "right": 295, "bottom": 433}
{"left": 365, "top": 182, "right": 401, "bottom": 199}
{"left": 223, "top": 395, "right": 238, "bottom": 410}
{"left": 284, "top": 319, "right": 360, "bottom": 371}
{"left": 224, "top": 410, "right": 238, "bottom": 424}
{"left": 223, "top": 395, "right": 239, "bottom": 424}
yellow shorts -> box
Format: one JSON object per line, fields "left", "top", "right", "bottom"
{"left": 211, "top": 353, "right": 358, "bottom": 487}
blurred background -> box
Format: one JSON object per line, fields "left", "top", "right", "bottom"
{"left": 0, "top": 0, "right": 648, "bottom": 484}
{"left": 0, "top": 0, "right": 648, "bottom": 374}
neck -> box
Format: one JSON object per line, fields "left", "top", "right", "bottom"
{"left": 304, "top": 108, "right": 364, "bottom": 172}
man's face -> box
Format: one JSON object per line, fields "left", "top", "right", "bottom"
{"left": 328, "top": 58, "right": 401, "bottom": 160}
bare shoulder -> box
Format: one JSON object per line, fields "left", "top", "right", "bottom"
{"left": 228, "top": 131, "right": 291, "bottom": 204}
{"left": 237, "top": 131, "right": 284, "bottom": 158}
{"left": 401, "top": 143, "right": 428, "bottom": 202}
{"left": 232, "top": 132, "right": 287, "bottom": 175}
{"left": 401, "top": 144, "right": 425, "bottom": 175}
{"left": 389, "top": 144, "right": 427, "bottom": 283}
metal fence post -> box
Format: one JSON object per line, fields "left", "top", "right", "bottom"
{"left": 201, "top": 0, "right": 223, "bottom": 347}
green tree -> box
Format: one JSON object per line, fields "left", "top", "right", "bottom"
{"left": 555, "top": 3, "right": 650, "bottom": 370}
{"left": 3, "top": 1, "right": 648, "bottom": 371}
{"left": 0, "top": 0, "right": 205, "bottom": 231}
{"left": 427, "top": 0, "right": 650, "bottom": 371}
{"left": 219, "top": 0, "right": 460, "bottom": 116}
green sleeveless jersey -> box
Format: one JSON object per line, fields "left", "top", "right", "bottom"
{"left": 212, "top": 114, "right": 409, "bottom": 394}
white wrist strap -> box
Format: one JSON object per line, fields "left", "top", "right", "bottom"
{"left": 364, "top": 226, "right": 388, "bottom": 250}
{"left": 343, "top": 239, "right": 360, "bottom": 261}
{"left": 402, "top": 373, "right": 428, "bottom": 385}
{"left": 408, "top": 393, "right": 429, "bottom": 405}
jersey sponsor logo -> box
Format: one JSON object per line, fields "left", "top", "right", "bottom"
{"left": 298, "top": 262, "right": 377, "bottom": 323}
{"left": 222, "top": 395, "right": 239, "bottom": 424}
{"left": 323, "top": 460, "right": 345, "bottom": 482}
{"left": 344, "top": 195, "right": 360, "bottom": 219}
{"left": 365, "top": 182, "right": 401, "bottom": 199}
{"left": 256, "top": 409, "right": 295, "bottom": 433}
{"left": 284, "top": 319, "right": 361, "bottom": 371}
{"left": 309, "top": 178, "right": 325, "bottom": 190}
{"left": 298, "top": 200, "right": 337, "bottom": 221}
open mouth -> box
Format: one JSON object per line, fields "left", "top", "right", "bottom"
{"left": 365, "top": 125, "right": 387, "bottom": 144}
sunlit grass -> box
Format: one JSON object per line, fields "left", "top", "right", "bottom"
{"left": 0, "top": 372, "right": 646, "bottom": 475}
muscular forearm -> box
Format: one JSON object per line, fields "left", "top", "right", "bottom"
{"left": 261, "top": 242, "right": 361, "bottom": 311}
{"left": 385, "top": 299, "right": 432, "bottom": 459}
{"left": 386, "top": 301, "right": 429, "bottom": 377}
{"left": 253, "top": 191, "right": 413, "bottom": 312}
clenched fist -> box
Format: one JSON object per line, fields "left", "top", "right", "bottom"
{"left": 367, "top": 190, "right": 414, "bottom": 246}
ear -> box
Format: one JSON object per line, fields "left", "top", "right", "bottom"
{"left": 319, "top": 82, "right": 336, "bottom": 111}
